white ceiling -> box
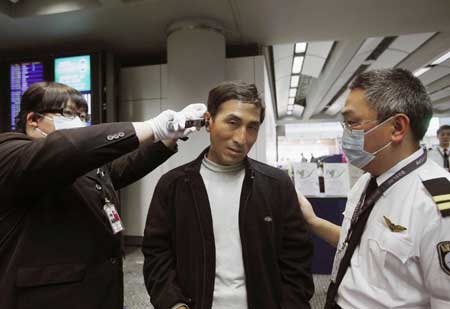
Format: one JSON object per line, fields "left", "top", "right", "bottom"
{"left": 1, "top": 0, "right": 450, "bottom": 122}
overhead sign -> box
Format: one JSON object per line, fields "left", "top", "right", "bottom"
{"left": 54, "top": 55, "right": 91, "bottom": 91}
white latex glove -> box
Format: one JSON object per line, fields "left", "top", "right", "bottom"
{"left": 146, "top": 110, "right": 184, "bottom": 142}
{"left": 146, "top": 103, "right": 206, "bottom": 142}
{"left": 180, "top": 103, "right": 207, "bottom": 124}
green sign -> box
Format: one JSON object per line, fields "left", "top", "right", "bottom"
{"left": 55, "top": 55, "right": 91, "bottom": 91}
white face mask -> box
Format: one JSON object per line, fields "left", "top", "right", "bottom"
{"left": 342, "top": 116, "right": 394, "bottom": 169}
{"left": 48, "top": 115, "right": 87, "bottom": 131}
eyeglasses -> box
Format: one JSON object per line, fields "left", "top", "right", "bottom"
{"left": 39, "top": 108, "right": 90, "bottom": 123}
{"left": 340, "top": 119, "right": 378, "bottom": 132}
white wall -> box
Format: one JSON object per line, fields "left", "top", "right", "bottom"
{"left": 119, "top": 56, "right": 276, "bottom": 237}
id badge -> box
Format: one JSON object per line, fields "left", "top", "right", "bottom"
{"left": 103, "top": 198, "right": 124, "bottom": 234}
{"left": 331, "top": 242, "right": 347, "bottom": 282}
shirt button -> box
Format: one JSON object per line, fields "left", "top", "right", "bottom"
{"left": 95, "top": 184, "right": 102, "bottom": 191}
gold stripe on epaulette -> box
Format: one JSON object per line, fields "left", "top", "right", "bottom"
{"left": 432, "top": 194, "right": 450, "bottom": 203}
{"left": 438, "top": 201, "right": 450, "bottom": 211}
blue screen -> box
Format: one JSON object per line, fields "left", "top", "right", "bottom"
{"left": 10, "top": 62, "right": 45, "bottom": 130}
{"left": 55, "top": 55, "right": 92, "bottom": 124}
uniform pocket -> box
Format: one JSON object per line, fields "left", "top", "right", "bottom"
{"left": 16, "top": 263, "right": 86, "bottom": 287}
{"left": 365, "top": 222, "right": 414, "bottom": 290}
{"left": 379, "top": 231, "right": 414, "bottom": 264}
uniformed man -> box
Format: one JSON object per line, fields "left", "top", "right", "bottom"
{"left": 298, "top": 68, "right": 450, "bottom": 308}
{"left": 428, "top": 124, "right": 450, "bottom": 171}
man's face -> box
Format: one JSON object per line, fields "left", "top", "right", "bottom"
{"left": 207, "top": 99, "right": 261, "bottom": 166}
{"left": 341, "top": 88, "right": 394, "bottom": 170}
{"left": 438, "top": 129, "right": 450, "bottom": 147}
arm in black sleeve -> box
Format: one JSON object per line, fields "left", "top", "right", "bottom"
{"left": 0, "top": 123, "right": 139, "bottom": 196}
{"left": 279, "top": 176, "right": 315, "bottom": 309}
{"left": 108, "top": 140, "right": 177, "bottom": 190}
{"left": 142, "top": 176, "right": 190, "bottom": 309}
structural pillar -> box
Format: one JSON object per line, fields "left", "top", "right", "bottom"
{"left": 166, "top": 19, "right": 226, "bottom": 166}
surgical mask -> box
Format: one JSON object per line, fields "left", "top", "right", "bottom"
{"left": 342, "top": 116, "right": 394, "bottom": 168}
{"left": 49, "top": 115, "right": 87, "bottom": 130}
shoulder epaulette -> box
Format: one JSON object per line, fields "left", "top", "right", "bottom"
{"left": 422, "top": 177, "right": 450, "bottom": 217}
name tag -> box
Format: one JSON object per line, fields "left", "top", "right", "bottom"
{"left": 103, "top": 199, "right": 124, "bottom": 234}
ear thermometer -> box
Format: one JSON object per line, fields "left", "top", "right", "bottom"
{"left": 167, "top": 118, "right": 206, "bottom": 141}
{"left": 167, "top": 118, "right": 206, "bottom": 132}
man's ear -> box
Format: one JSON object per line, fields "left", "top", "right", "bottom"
{"left": 204, "top": 112, "right": 212, "bottom": 132}
{"left": 391, "top": 114, "right": 410, "bottom": 144}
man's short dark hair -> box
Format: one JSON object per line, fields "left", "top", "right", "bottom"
{"left": 15, "top": 81, "right": 88, "bottom": 132}
{"left": 437, "top": 124, "right": 450, "bottom": 135}
{"left": 350, "top": 68, "right": 432, "bottom": 142}
{"left": 207, "top": 81, "right": 265, "bottom": 123}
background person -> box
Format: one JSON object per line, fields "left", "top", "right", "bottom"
{"left": 428, "top": 124, "right": 450, "bottom": 171}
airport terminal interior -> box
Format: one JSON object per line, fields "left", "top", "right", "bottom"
{"left": 1, "top": 1, "right": 450, "bottom": 308}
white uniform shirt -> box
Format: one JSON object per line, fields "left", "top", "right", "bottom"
{"left": 428, "top": 146, "right": 450, "bottom": 170}
{"left": 334, "top": 149, "right": 450, "bottom": 308}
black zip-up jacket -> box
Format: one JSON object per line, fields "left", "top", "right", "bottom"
{"left": 0, "top": 123, "right": 175, "bottom": 309}
{"left": 143, "top": 148, "right": 314, "bottom": 309}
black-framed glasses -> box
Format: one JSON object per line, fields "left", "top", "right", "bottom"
{"left": 39, "top": 108, "right": 90, "bottom": 123}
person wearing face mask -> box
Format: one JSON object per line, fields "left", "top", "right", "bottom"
{"left": 298, "top": 68, "right": 450, "bottom": 308}
{"left": 0, "top": 81, "right": 206, "bottom": 309}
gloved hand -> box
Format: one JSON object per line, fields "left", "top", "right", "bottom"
{"left": 180, "top": 103, "right": 207, "bottom": 125}
{"left": 147, "top": 103, "right": 207, "bottom": 142}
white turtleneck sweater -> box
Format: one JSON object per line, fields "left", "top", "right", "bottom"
{"left": 200, "top": 156, "right": 247, "bottom": 309}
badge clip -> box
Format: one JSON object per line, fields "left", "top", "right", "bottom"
{"left": 103, "top": 198, "right": 124, "bottom": 234}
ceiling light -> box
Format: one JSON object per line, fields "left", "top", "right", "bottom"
{"left": 290, "top": 75, "right": 299, "bottom": 88}
{"left": 288, "top": 98, "right": 295, "bottom": 105}
{"left": 431, "top": 50, "right": 450, "bottom": 65}
{"left": 413, "top": 67, "right": 431, "bottom": 77}
{"left": 292, "top": 56, "right": 304, "bottom": 74}
{"left": 289, "top": 88, "right": 297, "bottom": 97}
{"left": 295, "top": 42, "right": 307, "bottom": 53}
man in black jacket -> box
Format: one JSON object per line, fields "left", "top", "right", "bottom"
{"left": 0, "top": 82, "right": 206, "bottom": 309}
{"left": 143, "top": 81, "right": 314, "bottom": 309}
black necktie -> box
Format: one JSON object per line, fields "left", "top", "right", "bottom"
{"left": 325, "top": 177, "right": 378, "bottom": 309}
{"left": 444, "top": 149, "right": 449, "bottom": 169}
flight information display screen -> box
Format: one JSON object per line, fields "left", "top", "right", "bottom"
{"left": 54, "top": 55, "right": 92, "bottom": 124}
{"left": 10, "top": 62, "right": 45, "bottom": 130}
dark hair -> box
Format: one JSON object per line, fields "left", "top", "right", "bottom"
{"left": 437, "top": 124, "right": 450, "bottom": 135}
{"left": 15, "top": 81, "right": 88, "bottom": 132}
{"left": 207, "top": 81, "right": 265, "bottom": 123}
{"left": 350, "top": 68, "right": 432, "bottom": 142}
